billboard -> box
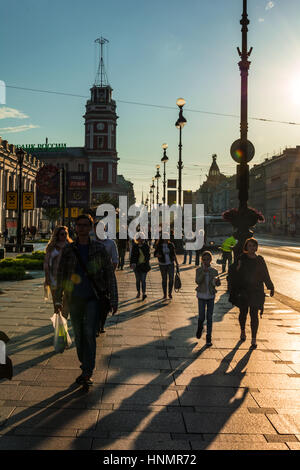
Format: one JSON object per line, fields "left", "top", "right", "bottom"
{"left": 36, "top": 165, "right": 60, "bottom": 208}
{"left": 167, "top": 179, "right": 177, "bottom": 189}
{"left": 183, "top": 190, "right": 193, "bottom": 204}
{"left": 167, "top": 190, "right": 177, "bottom": 206}
{"left": 66, "top": 172, "right": 90, "bottom": 208}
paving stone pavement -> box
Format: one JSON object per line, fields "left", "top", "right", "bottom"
{"left": 0, "top": 253, "right": 300, "bottom": 451}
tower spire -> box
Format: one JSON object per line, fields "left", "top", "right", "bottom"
{"left": 94, "top": 37, "right": 109, "bottom": 87}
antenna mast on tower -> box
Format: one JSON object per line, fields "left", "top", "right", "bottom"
{"left": 94, "top": 37, "right": 109, "bottom": 87}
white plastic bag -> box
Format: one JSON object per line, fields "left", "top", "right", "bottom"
{"left": 50, "top": 312, "right": 72, "bottom": 353}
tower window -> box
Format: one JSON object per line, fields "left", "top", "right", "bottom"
{"left": 97, "top": 168, "right": 104, "bottom": 181}
{"left": 97, "top": 137, "right": 104, "bottom": 149}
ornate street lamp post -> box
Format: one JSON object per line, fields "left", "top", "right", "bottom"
{"left": 151, "top": 178, "right": 155, "bottom": 207}
{"left": 175, "top": 98, "right": 187, "bottom": 206}
{"left": 224, "top": 0, "right": 264, "bottom": 259}
{"left": 155, "top": 165, "right": 161, "bottom": 205}
{"left": 161, "top": 143, "right": 169, "bottom": 205}
{"left": 16, "top": 147, "right": 26, "bottom": 252}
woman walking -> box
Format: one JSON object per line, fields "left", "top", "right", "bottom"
{"left": 154, "top": 235, "right": 179, "bottom": 300}
{"left": 44, "top": 226, "right": 73, "bottom": 317}
{"left": 195, "top": 251, "right": 220, "bottom": 346}
{"left": 130, "top": 234, "right": 151, "bottom": 300}
{"left": 232, "top": 238, "right": 274, "bottom": 349}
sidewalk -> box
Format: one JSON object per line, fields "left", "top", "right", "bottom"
{"left": 0, "top": 254, "right": 300, "bottom": 450}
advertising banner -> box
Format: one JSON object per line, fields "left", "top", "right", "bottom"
{"left": 167, "top": 190, "right": 177, "bottom": 206}
{"left": 6, "top": 192, "right": 18, "bottom": 210}
{"left": 183, "top": 190, "right": 193, "bottom": 204}
{"left": 66, "top": 172, "right": 90, "bottom": 208}
{"left": 167, "top": 179, "right": 177, "bottom": 189}
{"left": 6, "top": 218, "right": 17, "bottom": 237}
{"left": 22, "top": 192, "right": 34, "bottom": 210}
{"left": 36, "top": 165, "right": 60, "bottom": 208}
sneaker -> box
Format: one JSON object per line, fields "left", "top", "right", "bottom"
{"left": 142, "top": 294, "right": 147, "bottom": 301}
{"left": 206, "top": 336, "right": 212, "bottom": 347}
{"left": 136, "top": 292, "right": 141, "bottom": 298}
{"left": 240, "top": 331, "right": 246, "bottom": 342}
{"left": 250, "top": 339, "right": 257, "bottom": 349}
{"left": 169, "top": 294, "right": 172, "bottom": 299}
{"left": 76, "top": 375, "right": 93, "bottom": 386}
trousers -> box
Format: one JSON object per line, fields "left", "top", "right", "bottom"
{"left": 69, "top": 296, "right": 100, "bottom": 377}
{"left": 238, "top": 306, "right": 259, "bottom": 339}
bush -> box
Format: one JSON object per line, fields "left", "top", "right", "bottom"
{"left": 0, "top": 266, "right": 26, "bottom": 281}
{"left": 0, "top": 258, "right": 44, "bottom": 270}
{"left": 16, "top": 250, "right": 45, "bottom": 261}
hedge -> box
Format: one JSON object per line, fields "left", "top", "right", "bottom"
{"left": 16, "top": 250, "right": 45, "bottom": 261}
{"left": 0, "top": 266, "right": 27, "bottom": 281}
{"left": 0, "top": 258, "right": 44, "bottom": 270}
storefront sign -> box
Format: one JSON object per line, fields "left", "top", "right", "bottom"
{"left": 67, "top": 172, "right": 90, "bottom": 208}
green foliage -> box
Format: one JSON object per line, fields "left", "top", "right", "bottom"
{"left": 42, "top": 207, "right": 61, "bottom": 223}
{"left": 0, "top": 258, "right": 44, "bottom": 270}
{"left": 0, "top": 266, "right": 26, "bottom": 281}
{"left": 16, "top": 250, "right": 45, "bottom": 261}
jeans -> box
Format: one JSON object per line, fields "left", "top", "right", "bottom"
{"left": 69, "top": 296, "right": 100, "bottom": 377}
{"left": 198, "top": 298, "right": 215, "bottom": 338}
{"left": 134, "top": 269, "right": 147, "bottom": 294}
{"left": 159, "top": 263, "right": 175, "bottom": 296}
{"left": 222, "top": 251, "right": 232, "bottom": 273}
{"left": 238, "top": 306, "right": 259, "bottom": 339}
{"left": 183, "top": 250, "right": 192, "bottom": 264}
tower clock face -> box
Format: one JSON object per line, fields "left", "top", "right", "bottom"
{"left": 97, "top": 123, "right": 105, "bottom": 131}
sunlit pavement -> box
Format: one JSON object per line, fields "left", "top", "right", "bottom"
{"left": 0, "top": 254, "right": 300, "bottom": 450}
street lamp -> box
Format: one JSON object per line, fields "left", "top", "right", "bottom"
{"left": 175, "top": 97, "right": 187, "bottom": 206}
{"left": 16, "top": 147, "right": 26, "bottom": 252}
{"left": 161, "top": 143, "right": 169, "bottom": 205}
{"left": 151, "top": 178, "right": 155, "bottom": 207}
{"left": 225, "top": 0, "right": 263, "bottom": 260}
{"left": 155, "top": 165, "right": 161, "bottom": 205}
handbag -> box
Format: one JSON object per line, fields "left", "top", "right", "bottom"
{"left": 50, "top": 312, "right": 72, "bottom": 354}
{"left": 174, "top": 266, "right": 182, "bottom": 292}
{"left": 137, "top": 262, "right": 151, "bottom": 273}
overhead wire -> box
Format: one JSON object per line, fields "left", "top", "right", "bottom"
{"left": 5, "top": 84, "right": 300, "bottom": 126}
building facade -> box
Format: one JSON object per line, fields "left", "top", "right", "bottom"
{"left": 195, "top": 146, "right": 300, "bottom": 236}
{"left": 0, "top": 137, "right": 43, "bottom": 235}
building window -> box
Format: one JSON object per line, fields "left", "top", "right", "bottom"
{"left": 97, "top": 137, "right": 104, "bottom": 149}
{"left": 78, "top": 164, "right": 84, "bottom": 172}
{"left": 97, "top": 168, "right": 104, "bottom": 181}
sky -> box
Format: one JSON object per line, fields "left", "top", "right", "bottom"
{"left": 1, "top": 0, "right": 300, "bottom": 203}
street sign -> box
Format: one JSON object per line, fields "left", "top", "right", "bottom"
{"left": 71, "top": 207, "right": 79, "bottom": 218}
{"left": 6, "top": 192, "right": 18, "bottom": 210}
{"left": 36, "top": 164, "right": 60, "bottom": 208}
{"left": 22, "top": 192, "right": 34, "bottom": 210}
{"left": 230, "top": 139, "right": 255, "bottom": 163}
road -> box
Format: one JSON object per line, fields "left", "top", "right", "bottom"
{"left": 256, "top": 237, "right": 300, "bottom": 304}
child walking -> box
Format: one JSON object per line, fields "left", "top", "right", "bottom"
{"left": 195, "top": 251, "right": 220, "bottom": 346}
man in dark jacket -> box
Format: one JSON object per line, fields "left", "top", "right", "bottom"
{"left": 54, "top": 214, "right": 118, "bottom": 388}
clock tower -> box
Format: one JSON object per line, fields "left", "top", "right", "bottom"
{"left": 83, "top": 37, "right": 119, "bottom": 204}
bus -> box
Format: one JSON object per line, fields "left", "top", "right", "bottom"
{"left": 193, "top": 214, "right": 234, "bottom": 251}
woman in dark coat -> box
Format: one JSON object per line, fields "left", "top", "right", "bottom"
{"left": 234, "top": 238, "right": 274, "bottom": 349}
{"left": 130, "top": 234, "right": 151, "bottom": 300}
{"left": 154, "top": 235, "right": 179, "bottom": 300}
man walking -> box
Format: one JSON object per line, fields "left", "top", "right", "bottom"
{"left": 54, "top": 214, "right": 118, "bottom": 388}
{"left": 220, "top": 235, "right": 236, "bottom": 273}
